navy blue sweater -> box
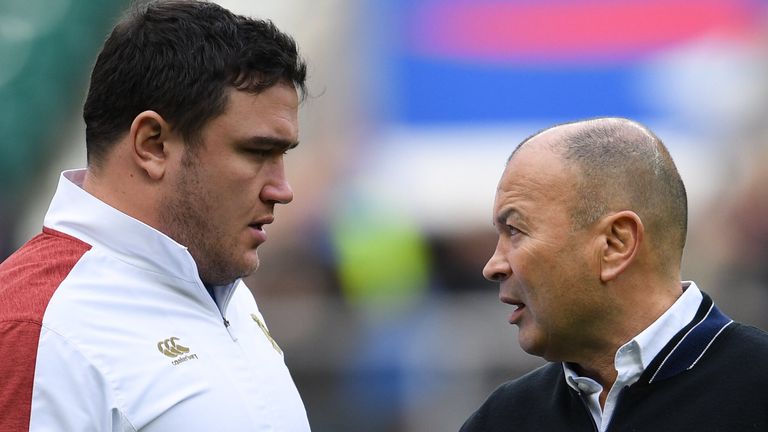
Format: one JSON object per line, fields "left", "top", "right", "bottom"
{"left": 461, "top": 294, "right": 768, "bottom": 431}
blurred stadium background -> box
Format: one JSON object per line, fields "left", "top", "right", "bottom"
{"left": 2, "top": 0, "right": 768, "bottom": 430}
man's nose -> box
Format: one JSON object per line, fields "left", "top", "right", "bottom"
{"left": 260, "top": 159, "right": 294, "bottom": 205}
{"left": 482, "top": 243, "right": 510, "bottom": 282}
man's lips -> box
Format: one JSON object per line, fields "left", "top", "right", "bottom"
{"left": 500, "top": 296, "right": 526, "bottom": 324}
{"left": 248, "top": 216, "right": 274, "bottom": 243}
{"left": 252, "top": 215, "right": 274, "bottom": 226}
{"left": 248, "top": 224, "right": 267, "bottom": 243}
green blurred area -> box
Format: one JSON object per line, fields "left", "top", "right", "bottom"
{"left": 332, "top": 202, "right": 431, "bottom": 314}
{"left": 0, "top": 0, "right": 126, "bottom": 256}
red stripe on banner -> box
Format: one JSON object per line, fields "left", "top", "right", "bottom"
{"left": 408, "top": 0, "right": 760, "bottom": 62}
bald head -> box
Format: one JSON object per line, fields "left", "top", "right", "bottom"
{"left": 511, "top": 117, "right": 688, "bottom": 266}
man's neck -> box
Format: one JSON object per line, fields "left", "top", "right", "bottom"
{"left": 570, "top": 358, "right": 617, "bottom": 408}
{"left": 83, "top": 166, "right": 161, "bottom": 230}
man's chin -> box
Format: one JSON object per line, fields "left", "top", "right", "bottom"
{"left": 517, "top": 333, "right": 545, "bottom": 358}
{"left": 236, "top": 254, "right": 261, "bottom": 278}
{"left": 199, "top": 258, "right": 259, "bottom": 286}
{"left": 242, "top": 262, "right": 260, "bottom": 277}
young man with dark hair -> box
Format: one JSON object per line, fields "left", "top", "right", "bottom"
{"left": 0, "top": 1, "right": 311, "bottom": 430}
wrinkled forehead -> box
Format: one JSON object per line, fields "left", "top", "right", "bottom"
{"left": 504, "top": 132, "right": 570, "bottom": 180}
{"left": 494, "top": 141, "right": 576, "bottom": 209}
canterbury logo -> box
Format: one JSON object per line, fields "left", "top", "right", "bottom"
{"left": 157, "top": 337, "right": 190, "bottom": 358}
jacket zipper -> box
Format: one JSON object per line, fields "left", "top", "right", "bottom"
{"left": 203, "top": 283, "right": 238, "bottom": 342}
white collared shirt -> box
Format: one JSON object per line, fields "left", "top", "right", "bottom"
{"left": 9, "top": 170, "right": 311, "bottom": 431}
{"left": 563, "top": 282, "right": 703, "bottom": 431}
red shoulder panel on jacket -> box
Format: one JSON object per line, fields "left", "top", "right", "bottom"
{"left": 0, "top": 228, "right": 92, "bottom": 431}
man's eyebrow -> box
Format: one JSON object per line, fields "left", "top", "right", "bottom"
{"left": 495, "top": 207, "right": 524, "bottom": 226}
{"left": 240, "top": 136, "right": 300, "bottom": 150}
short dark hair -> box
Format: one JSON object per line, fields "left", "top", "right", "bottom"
{"left": 511, "top": 118, "right": 689, "bottom": 262}
{"left": 83, "top": 0, "right": 307, "bottom": 167}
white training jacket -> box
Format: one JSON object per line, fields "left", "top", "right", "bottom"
{"left": 0, "top": 169, "right": 311, "bottom": 431}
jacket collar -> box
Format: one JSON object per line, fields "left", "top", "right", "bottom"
{"left": 642, "top": 292, "right": 733, "bottom": 384}
{"left": 44, "top": 169, "right": 203, "bottom": 284}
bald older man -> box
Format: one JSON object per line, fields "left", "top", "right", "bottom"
{"left": 461, "top": 118, "right": 768, "bottom": 432}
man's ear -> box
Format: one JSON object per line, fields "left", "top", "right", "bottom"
{"left": 597, "top": 211, "right": 644, "bottom": 282}
{"left": 129, "top": 110, "right": 173, "bottom": 180}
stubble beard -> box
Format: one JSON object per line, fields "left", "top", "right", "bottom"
{"left": 158, "top": 155, "right": 259, "bottom": 286}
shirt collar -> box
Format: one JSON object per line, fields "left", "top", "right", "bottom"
{"left": 633, "top": 281, "right": 702, "bottom": 369}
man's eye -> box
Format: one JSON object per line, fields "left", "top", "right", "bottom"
{"left": 506, "top": 225, "right": 521, "bottom": 236}
{"left": 248, "top": 148, "right": 288, "bottom": 157}
{"left": 247, "top": 149, "right": 272, "bottom": 157}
